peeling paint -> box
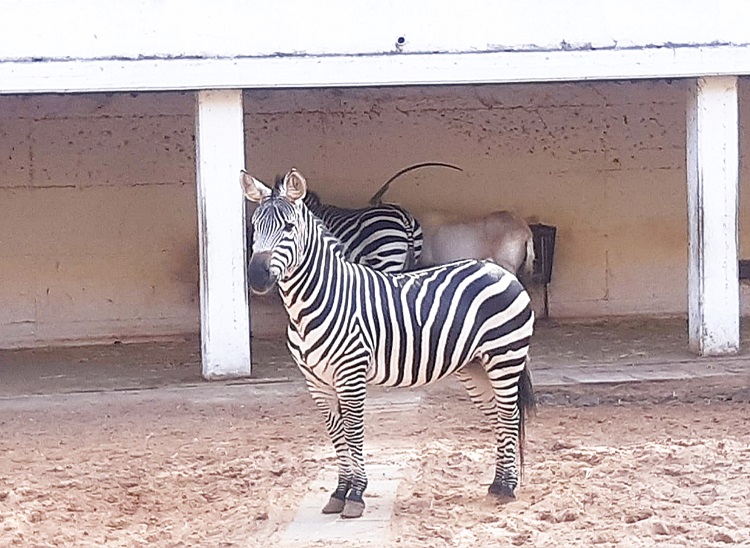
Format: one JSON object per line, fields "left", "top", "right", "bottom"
{"left": 4, "top": 41, "right": 750, "bottom": 65}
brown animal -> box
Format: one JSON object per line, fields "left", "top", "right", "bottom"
{"left": 419, "top": 211, "right": 535, "bottom": 283}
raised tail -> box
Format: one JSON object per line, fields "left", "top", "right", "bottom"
{"left": 368, "top": 162, "right": 463, "bottom": 206}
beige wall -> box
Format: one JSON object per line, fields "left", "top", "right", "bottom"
{"left": 0, "top": 93, "right": 199, "bottom": 347}
{"left": 1, "top": 81, "right": 749, "bottom": 347}
{"left": 244, "top": 81, "right": 692, "bottom": 319}
{"left": 245, "top": 79, "right": 750, "bottom": 323}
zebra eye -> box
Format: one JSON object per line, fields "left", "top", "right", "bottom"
{"left": 284, "top": 222, "right": 295, "bottom": 232}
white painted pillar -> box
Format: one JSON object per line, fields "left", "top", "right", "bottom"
{"left": 686, "top": 76, "right": 740, "bottom": 356}
{"left": 195, "top": 90, "right": 252, "bottom": 379}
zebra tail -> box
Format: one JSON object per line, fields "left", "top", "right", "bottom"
{"left": 517, "top": 361, "right": 536, "bottom": 478}
{"left": 405, "top": 240, "right": 416, "bottom": 270}
{"left": 518, "top": 236, "right": 536, "bottom": 286}
{"left": 404, "top": 220, "right": 417, "bottom": 271}
{"left": 368, "top": 162, "right": 463, "bottom": 206}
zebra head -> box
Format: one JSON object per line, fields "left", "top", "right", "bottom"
{"left": 240, "top": 168, "right": 308, "bottom": 295}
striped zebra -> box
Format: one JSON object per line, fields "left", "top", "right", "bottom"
{"left": 303, "top": 192, "right": 423, "bottom": 272}
{"left": 302, "top": 162, "right": 462, "bottom": 273}
{"left": 241, "top": 168, "right": 535, "bottom": 519}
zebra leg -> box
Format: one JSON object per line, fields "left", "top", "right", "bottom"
{"left": 455, "top": 361, "right": 499, "bottom": 424}
{"left": 456, "top": 360, "right": 521, "bottom": 500}
{"left": 336, "top": 378, "right": 368, "bottom": 519}
{"left": 486, "top": 357, "right": 527, "bottom": 500}
{"left": 488, "top": 403, "right": 521, "bottom": 500}
{"left": 308, "top": 385, "right": 353, "bottom": 514}
{"left": 455, "top": 362, "right": 504, "bottom": 494}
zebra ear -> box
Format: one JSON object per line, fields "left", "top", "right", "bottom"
{"left": 281, "top": 168, "right": 307, "bottom": 202}
{"left": 240, "top": 170, "right": 272, "bottom": 203}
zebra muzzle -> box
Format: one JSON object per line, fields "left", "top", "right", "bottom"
{"left": 247, "top": 252, "right": 278, "bottom": 294}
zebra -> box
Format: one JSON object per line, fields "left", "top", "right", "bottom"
{"left": 303, "top": 192, "right": 423, "bottom": 272}
{"left": 241, "top": 168, "right": 535, "bottom": 520}
{"left": 302, "top": 162, "right": 462, "bottom": 273}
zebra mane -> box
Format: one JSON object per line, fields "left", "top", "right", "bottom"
{"left": 271, "top": 175, "right": 286, "bottom": 198}
{"left": 270, "top": 176, "right": 346, "bottom": 258}
{"left": 303, "top": 191, "right": 322, "bottom": 207}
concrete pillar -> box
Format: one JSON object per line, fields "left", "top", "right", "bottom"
{"left": 686, "top": 76, "right": 740, "bottom": 356}
{"left": 195, "top": 90, "right": 252, "bottom": 378}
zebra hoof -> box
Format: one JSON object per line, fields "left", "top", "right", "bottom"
{"left": 341, "top": 499, "right": 366, "bottom": 519}
{"left": 488, "top": 482, "right": 516, "bottom": 501}
{"left": 321, "top": 495, "right": 346, "bottom": 514}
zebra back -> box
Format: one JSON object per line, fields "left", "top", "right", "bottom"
{"left": 303, "top": 192, "right": 422, "bottom": 273}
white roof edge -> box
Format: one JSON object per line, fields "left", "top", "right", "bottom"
{"left": 1, "top": 44, "right": 749, "bottom": 95}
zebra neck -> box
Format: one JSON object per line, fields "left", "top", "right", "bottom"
{"left": 305, "top": 201, "right": 324, "bottom": 218}
{"left": 277, "top": 209, "right": 350, "bottom": 318}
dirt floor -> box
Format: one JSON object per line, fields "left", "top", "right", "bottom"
{"left": 1, "top": 376, "right": 750, "bottom": 547}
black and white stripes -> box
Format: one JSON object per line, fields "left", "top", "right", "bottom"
{"left": 303, "top": 192, "right": 422, "bottom": 273}
{"left": 242, "top": 168, "right": 535, "bottom": 519}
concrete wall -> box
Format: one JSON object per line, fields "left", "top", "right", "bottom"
{"left": 245, "top": 79, "right": 750, "bottom": 325}
{"left": 1, "top": 80, "right": 749, "bottom": 347}
{"left": 0, "top": 93, "right": 199, "bottom": 348}
{"left": 245, "top": 81, "right": 682, "bottom": 319}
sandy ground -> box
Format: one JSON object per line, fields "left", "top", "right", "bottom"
{"left": 1, "top": 377, "right": 750, "bottom": 547}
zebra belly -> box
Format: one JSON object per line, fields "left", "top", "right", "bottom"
{"left": 363, "top": 262, "right": 533, "bottom": 388}
{"left": 367, "top": 354, "right": 469, "bottom": 388}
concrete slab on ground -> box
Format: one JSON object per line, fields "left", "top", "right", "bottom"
{"left": 280, "top": 464, "right": 402, "bottom": 546}
{"left": 532, "top": 359, "right": 746, "bottom": 387}
{"left": 366, "top": 391, "right": 422, "bottom": 413}
{"left": 2, "top": 318, "right": 750, "bottom": 399}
